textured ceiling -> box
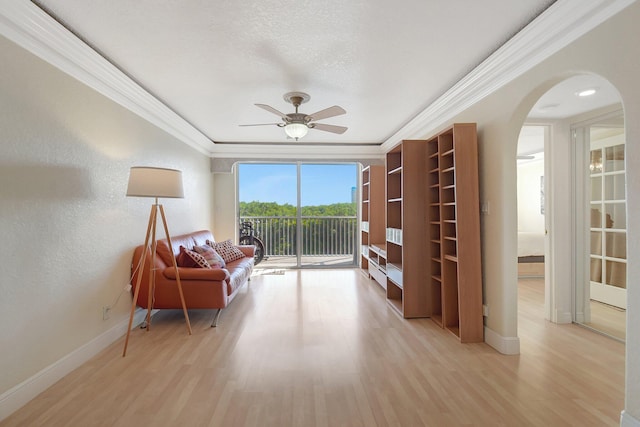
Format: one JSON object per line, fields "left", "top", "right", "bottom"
{"left": 32, "top": 0, "right": 557, "bottom": 146}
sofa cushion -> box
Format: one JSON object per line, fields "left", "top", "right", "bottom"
{"left": 157, "top": 230, "right": 214, "bottom": 265}
{"left": 193, "top": 244, "right": 225, "bottom": 268}
{"left": 177, "top": 246, "right": 211, "bottom": 269}
{"left": 225, "top": 257, "right": 254, "bottom": 296}
{"left": 189, "top": 230, "right": 216, "bottom": 248}
{"left": 163, "top": 266, "right": 229, "bottom": 281}
{"left": 210, "top": 239, "right": 245, "bottom": 263}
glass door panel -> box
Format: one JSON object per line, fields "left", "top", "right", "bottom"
{"left": 589, "top": 139, "right": 627, "bottom": 310}
{"left": 300, "top": 163, "right": 357, "bottom": 267}
{"left": 574, "top": 112, "right": 626, "bottom": 342}
{"left": 238, "top": 163, "right": 298, "bottom": 268}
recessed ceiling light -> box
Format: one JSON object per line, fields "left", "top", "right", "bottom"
{"left": 576, "top": 88, "right": 597, "bottom": 97}
{"left": 538, "top": 103, "right": 560, "bottom": 110}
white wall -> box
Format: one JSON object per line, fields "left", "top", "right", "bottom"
{"left": 212, "top": 171, "right": 237, "bottom": 242}
{"left": 548, "top": 118, "right": 574, "bottom": 324}
{"left": 0, "top": 33, "right": 213, "bottom": 405}
{"left": 517, "top": 160, "right": 545, "bottom": 233}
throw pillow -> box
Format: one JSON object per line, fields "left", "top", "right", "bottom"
{"left": 176, "top": 246, "right": 197, "bottom": 268}
{"left": 193, "top": 244, "right": 226, "bottom": 269}
{"left": 209, "top": 239, "right": 245, "bottom": 263}
{"left": 176, "top": 245, "right": 211, "bottom": 269}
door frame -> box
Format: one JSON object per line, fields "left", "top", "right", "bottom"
{"left": 571, "top": 109, "right": 626, "bottom": 323}
{"left": 236, "top": 161, "right": 359, "bottom": 268}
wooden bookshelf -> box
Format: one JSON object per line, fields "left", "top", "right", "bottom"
{"left": 426, "top": 139, "right": 442, "bottom": 326}
{"left": 361, "top": 165, "right": 386, "bottom": 288}
{"left": 427, "top": 123, "right": 483, "bottom": 343}
{"left": 380, "top": 125, "right": 482, "bottom": 341}
{"left": 385, "top": 141, "right": 429, "bottom": 318}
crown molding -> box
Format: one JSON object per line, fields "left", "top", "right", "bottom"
{"left": 381, "top": 0, "right": 636, "bottom": 151}
{"left": 210, "top": 142, "right": 385, "bottom": 160}
{"left": 0, "top": 0, "right": 214, "bottom": 156}
{"left": 1, "top": 0, "right": 634, "bottom": 157}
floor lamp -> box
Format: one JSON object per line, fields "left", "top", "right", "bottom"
{"left": 122, "top": 166, "right": 192, "bottom": 357}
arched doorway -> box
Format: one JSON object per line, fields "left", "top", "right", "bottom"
{"left": 517, "top": 74, "right": 625, "bottom": 341}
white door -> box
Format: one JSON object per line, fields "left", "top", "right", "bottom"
{"left": 588, "top": 128, "right": 627, "bottom": 309}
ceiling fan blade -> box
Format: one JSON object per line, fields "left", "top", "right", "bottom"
{"left": 311, "top": 123, "right": 348, "bottom": 134}
{"left": 307, "top": 105, "right": 346, "bottom": 121}
{"left": 239, "top": 123, "right": 281, "bottom": 127}
{"left": 255, "top": 103, "right": 288, "bottom": 120}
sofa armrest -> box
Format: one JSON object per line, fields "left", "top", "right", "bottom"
{"left": 163, "top": 267, "right": 230, "bottom": 281}
{"left": 237, "top": 245, "right": 256, "bottom": 258}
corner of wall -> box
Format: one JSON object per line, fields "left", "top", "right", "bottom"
{"left": 621, "top": 410, "right": 640, "bottom": 427}
{"left": 553, "top": 310, "right": 573, "bottom": 324}
{"left": 484, "top": 326, "right": 520, "bottom": 355}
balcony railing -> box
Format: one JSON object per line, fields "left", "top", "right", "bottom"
{"left": 239, "top": 216, "right": 357, "bottom": 257}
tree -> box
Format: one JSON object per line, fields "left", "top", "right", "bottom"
{"left": 240, "top": 201, "right": 356, "bottom": 217}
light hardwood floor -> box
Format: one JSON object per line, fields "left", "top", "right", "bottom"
{"left": 585, "top": 299, "right": 626, "bottom": 341}
{"left": 518, "top": 265, "right": 626, "bottom": 341}
{"left": 2, "top": 270, "right": 624, "bottom": 426}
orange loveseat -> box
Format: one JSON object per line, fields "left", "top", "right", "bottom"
{"left": 131, "top": 230, "right": 254, "bottom": 326}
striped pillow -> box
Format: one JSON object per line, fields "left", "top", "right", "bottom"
{"left": 193, "top": 244, "right": 226, "bottom": 269}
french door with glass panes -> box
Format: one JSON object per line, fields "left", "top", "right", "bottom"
{"left": 589, "top": 133, "right": 626, "bottom": 309}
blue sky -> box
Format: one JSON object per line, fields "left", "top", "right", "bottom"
{"left": 238, "top": 163, "right": 357, "bottom": 206}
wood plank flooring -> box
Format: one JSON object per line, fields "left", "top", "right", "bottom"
{"left": 1, "top": 270, "right": 625, "bottom": 426}
{"left": 584, "top": 299, "right": 626, "bottom": 341}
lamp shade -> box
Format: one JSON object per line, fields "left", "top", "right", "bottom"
{"left": 126, "top": 166, "right": 184, "bottom": 198}
{"left": 284, "top": 123, "right": 309, "bottom": 140}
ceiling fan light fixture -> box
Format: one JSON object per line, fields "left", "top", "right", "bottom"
{"left": 243, "top": 92, "right": 347, "bottom": 138}
{"left": 576, "top": 88, "right": 597, "bottom": 97}
{"left": 284, "top": 122, "right": 309, "bottom": 140}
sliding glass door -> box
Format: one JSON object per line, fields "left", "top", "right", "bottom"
{"left": 237, "top": 163, "right": 297, "bottom": 266}
{"left": 238, "top": 162, "right": 357, "bottom": 268}
{"left": 300, "top": 164, "right": 358, "bottom": 267}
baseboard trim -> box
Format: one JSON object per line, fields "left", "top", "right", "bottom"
{"left": 621, "top": 410, "right": 640, "bottom": 426}
{"left": 554, "top": 310, "right": 573, "bottom": 324}
{"left": 484, "top": 326, "right": 520, "bottom": 355}
{"left": 0, "top": 309, "right": 148, "bottom": 422}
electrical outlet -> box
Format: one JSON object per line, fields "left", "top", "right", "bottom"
{"left": 480, "top": 202, "right": 490, "bottom": 215}
{"left": 482, "top": 304, "right": 489, "bottom": 317}
{"left": 102, "top": 306, "right": 111, "bottom": 320}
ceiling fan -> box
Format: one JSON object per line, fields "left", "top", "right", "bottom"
{"left": 240, "top": 91, "right": 347, "bottom": 140}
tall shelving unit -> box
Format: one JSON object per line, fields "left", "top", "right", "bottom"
{"left": 361, "top": 165, "right": 386, "bottom": 288}
{"left": 385, "top": 141, "right": 429, "bottom": 318}
{"left": 426, "top": 138, "right": 443, "bottom": 326}
{"left": 426, "top": 123, "right": 483, "bottom": 343}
